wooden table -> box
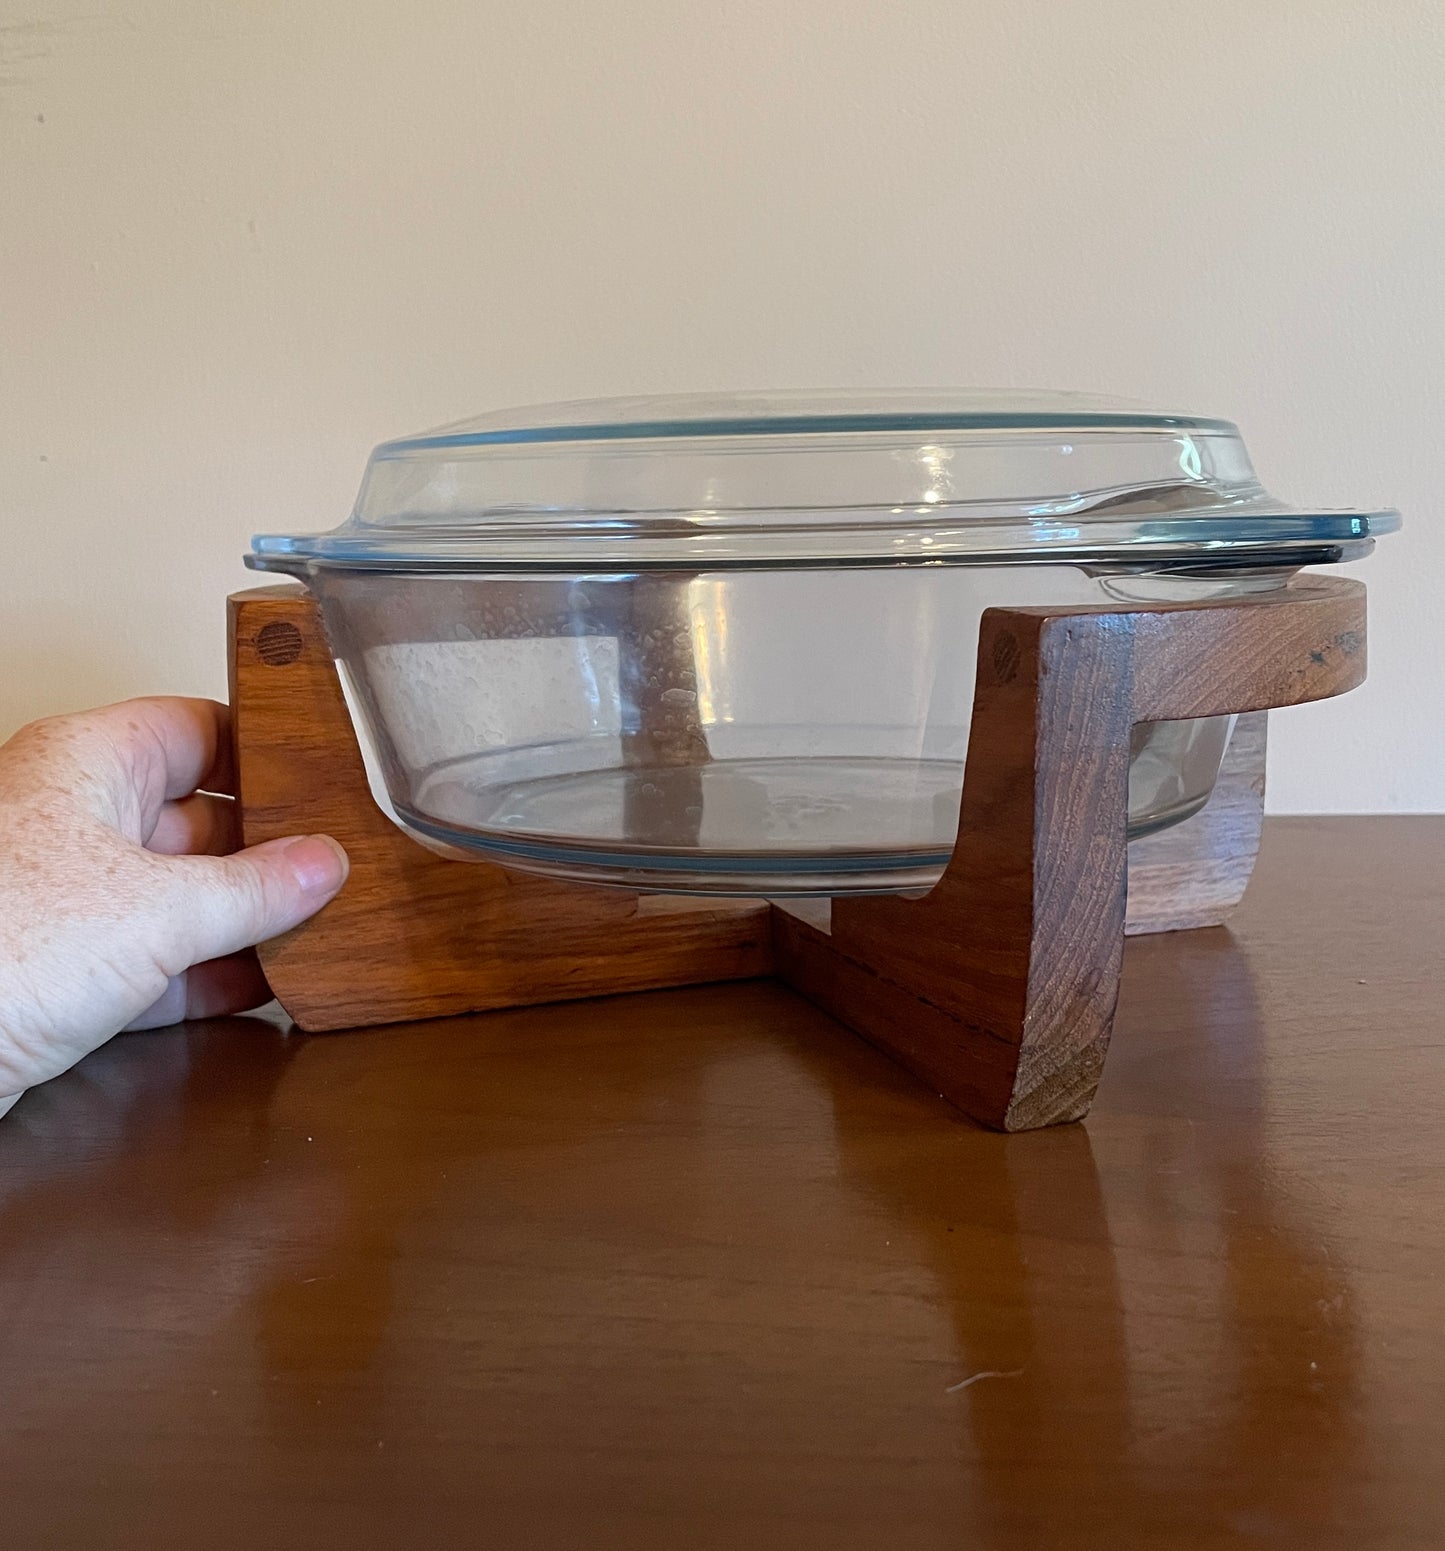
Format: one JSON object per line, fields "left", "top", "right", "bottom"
{"left": 1, "top": 817, "right": 1442, "bottom": 1549}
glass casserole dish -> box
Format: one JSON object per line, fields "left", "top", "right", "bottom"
{"left": 248, "top": 392, "right": 1396, "bottom": 894}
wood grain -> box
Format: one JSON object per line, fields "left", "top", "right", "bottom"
{"left": 1, "top": 817, "right": 1441, "bottom": 1551}
{"left": 774, "top": 579, "right": 1366, "bottom": 1131}
{"left": 229, "top": 587, "right": 770, "bottom": 1032}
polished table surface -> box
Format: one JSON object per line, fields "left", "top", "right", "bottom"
{"left": 2, "top": 817, "right": 1443, "bottom": 1549}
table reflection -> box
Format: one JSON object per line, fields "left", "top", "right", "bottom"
{"left": 0, "top": 933, "right": 1367, "bottom": 1542}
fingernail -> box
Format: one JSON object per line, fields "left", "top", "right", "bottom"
{"left": 281, "top": 834, "right": 349, "bottom": 896}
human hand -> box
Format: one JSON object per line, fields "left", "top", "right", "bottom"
{"left": 0, "top": 697, "right": 348, "bottom": 1113}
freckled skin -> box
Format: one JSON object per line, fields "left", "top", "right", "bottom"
{"left": 0, "top": 698, "right": 348, "bottom": 1111}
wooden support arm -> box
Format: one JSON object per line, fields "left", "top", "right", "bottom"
{"left": 772, "top": 578, "right": 1366, "bottom": 1131}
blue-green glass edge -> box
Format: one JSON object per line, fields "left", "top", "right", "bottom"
{"left": 373, "top": 410, "right": 1240, "bottom": 455}
{"left": 249, "top": 507, "right": 1399, "bottom": 565}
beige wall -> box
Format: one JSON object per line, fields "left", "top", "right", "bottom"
{"left": 2, "top": 0, "right": 1439, "bottom": 811}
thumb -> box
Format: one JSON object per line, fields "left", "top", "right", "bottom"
{"left": 156, "top": 835, "right": 350, "bottom": 968}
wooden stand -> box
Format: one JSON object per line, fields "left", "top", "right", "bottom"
{"left": 230, "top": 579, "right": 1365, "bottom": 1131}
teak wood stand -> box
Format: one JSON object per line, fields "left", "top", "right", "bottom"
{"left": 229, "top": 578, "right": 1366, "bottom": 1131}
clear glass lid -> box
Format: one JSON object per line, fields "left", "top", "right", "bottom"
{"left": 249, "top": 390, "right": 1399, "bottom": 571}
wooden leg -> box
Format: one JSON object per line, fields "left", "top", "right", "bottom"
{"left": 229, "top": 587, "right": 771, "bottom": 1033}
{"left": 772, "top": 581, "right": 1366, "bottom": 1131}
{"left": 1125, "top": 711, "right": 1268, "bottom": 936}
{"left": 618, "top": 573, "right": 710, "bottom": 850}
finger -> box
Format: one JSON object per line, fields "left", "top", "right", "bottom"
{"left": 124, "top": 950, "right": 272, "bottom": 1031}
{"left": 4, "top": 698, "right": 236, "bottom": 835}
{"left": 197, "top": 705, "right": 236, "bottom": 796}
{"left": 98, "top": 697, "right": 235, "bottom": 801}
{"left": 156, "top": 834, "right": 350, "bottom": 969}
{"left": 147, "top": 792, "right": 242, "bottom": 857}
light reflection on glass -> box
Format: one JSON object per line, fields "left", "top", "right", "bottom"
{"left": 686, "top": 577, "right": 732, "bottom": 725}
{"left": 917, "top": 443, "right": 952, "bottom": 506}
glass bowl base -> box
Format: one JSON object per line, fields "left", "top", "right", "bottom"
{"left": 395, "top": 751, "right": 1204, "bottom": 896}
